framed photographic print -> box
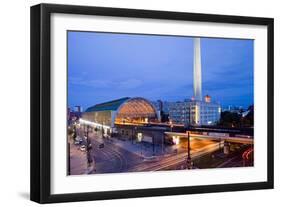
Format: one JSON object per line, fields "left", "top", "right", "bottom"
{"left": 30, "top": 3, "right": 274, "bottom": 203}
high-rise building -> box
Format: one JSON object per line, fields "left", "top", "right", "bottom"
{"left": 169, "top": 96, "right": 221, "bottom": 126}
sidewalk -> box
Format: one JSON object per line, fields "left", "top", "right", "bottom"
{"left": 69, "top": 137, "right": 92, "bottom": 175}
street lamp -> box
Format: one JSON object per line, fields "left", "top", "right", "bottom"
{"left": 186, "top": 131, "right": 193, "bottom": 169}
{"left": 132, "top": 127, "right": 137, "bottom": 144}
{"left": 67, "top": 142, "right": 71, "bottom": 175}
{"left": 169, "top": 120, "right": 173, "bottom": 132}
{"left": 101, "top": 122, "right": 104, "bottom": 139}
{"left": 85, "top": 125, "right": 95, "bottom": 172}
{"left": 151, "top": 134, "right": 156, "bottom": 156}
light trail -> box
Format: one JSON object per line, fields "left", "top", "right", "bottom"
{"left": 165, "top": 132, "right": 254, "bottom": 144}
{"left": 129, "top": 142, "right": 222, "bottom": 172}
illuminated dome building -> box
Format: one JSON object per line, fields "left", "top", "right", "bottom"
{"left": 81, "top": 97, "right": 159, "bottom": 135}
{"left": 114, "top": 97, "right": 158, "bottom": 125}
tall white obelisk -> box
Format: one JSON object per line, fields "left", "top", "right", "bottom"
{"left": 193, "top": 38, "right": 202, "bottom": 101}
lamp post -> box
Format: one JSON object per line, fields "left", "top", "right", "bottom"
{"left": 161, "top": 133, "right": 164, "bottom": 155}
{"left": 72, "top": 123, "right": 77, "bottom": 142}
{"left": 85, "top": 125, "right": 95, "bottom": 172}
{"left": 186, "top": 131, "right": 192, "bottom": 169}
{"left": 152, "top": 135, "right": 156, "bottom": 156}
{"left": 67, "top": 142, "right": 71, "bottom": 175}
{"left": 101, "top": 122, "right": 104, "bottom": 139}
{"left": 132, "top": 126, "right": 137, "bottom": 144}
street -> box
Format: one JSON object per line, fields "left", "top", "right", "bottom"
{"left": 68, "top": 126, "right": 252, "bottom": 175}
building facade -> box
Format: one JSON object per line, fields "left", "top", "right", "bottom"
{"left": 169, "top": 95, "right": 221, "bottom": 126}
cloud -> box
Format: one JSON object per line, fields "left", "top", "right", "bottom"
{"left": 69, "top": 76, "right": 143, "bottom": 90}
{"left": 69, "top": 77, "right": 113, "bottom": 89}
{"left": 117, "top": 78, "right": 143, "bottom": 90}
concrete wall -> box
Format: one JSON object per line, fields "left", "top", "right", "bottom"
{"left": 115, "top": 125, "right": 165, "bottom": 145}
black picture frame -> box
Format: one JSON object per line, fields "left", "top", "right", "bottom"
{"left": 30, "top": 3, "right": 274, "bottom": 204}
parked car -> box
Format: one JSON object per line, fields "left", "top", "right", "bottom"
{"left": 75, "top": 136, "right": 81, "bottom": 141}
{"left": 103, "top": 134, "right": 110, "bottom": 138}
{"left": 80, "top": 145, "right": 86, "bottom": 151}
{"left": 74, "top": 137, "right": 83, "bottom": 145}
{"left": 75, "top": 136, "right": 82, "bottom": 141}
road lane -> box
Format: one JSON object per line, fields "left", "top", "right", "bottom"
{"left": 128, "top": 142, "right": 222, "bottom": 172}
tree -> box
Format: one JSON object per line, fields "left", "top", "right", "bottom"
{"left": 219, "top": 111, "right": 241, "bottom": 127}
{"left": 218, "top": 105, "right": 254, "bottom": 128}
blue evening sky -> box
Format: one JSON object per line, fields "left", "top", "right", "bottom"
{"left": 68, "top": 31, "right": 253, "bottom": 110}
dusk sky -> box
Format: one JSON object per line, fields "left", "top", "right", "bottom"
{"left": 68, "top": 31, "right": 253, "bottom": 110}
